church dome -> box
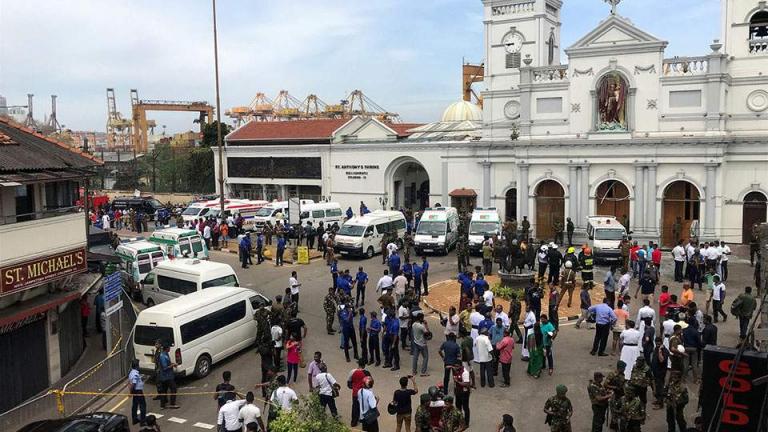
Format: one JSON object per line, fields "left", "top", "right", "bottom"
{"left": 441, "top": 100, "right": 482, "bottom": 122}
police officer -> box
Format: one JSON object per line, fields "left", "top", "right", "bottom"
{"left": 588, "top": 372, "right": 612, "bottom": 432}
{"left": 543, "top": 384, "right": 573, "bottom": 432}
{"left": 324, "top": 287, "right": 338, "bottom": 335}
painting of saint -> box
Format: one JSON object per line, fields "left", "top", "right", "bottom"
{"left": 597, "top": 73, "right": 628, "bottom": 131}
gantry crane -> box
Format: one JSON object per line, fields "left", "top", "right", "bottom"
{"left": 24, "top": 94, "right": 37, "bottom": 129}
{"left": 46, "top": 95, "right": 62, "bottom": 133}
{"left": 130, "top": 89, "right": 213, "bottom": 153}
{"left": 272, "top": 90, "right": 302, "bottom": 119}
{"left": 344, "top": 90, "right": 399, "bottom": 122}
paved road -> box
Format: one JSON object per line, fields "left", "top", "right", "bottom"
{"left": 104, "top": 247, "right": 749, "bottom": 431}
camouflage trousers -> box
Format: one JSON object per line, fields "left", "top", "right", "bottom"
{"left": 325, "top": 313, "right": 335, "bottom": 333}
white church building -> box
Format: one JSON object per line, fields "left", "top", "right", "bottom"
{"left": 216, "top": 0, "right": 768, "bottom": 246}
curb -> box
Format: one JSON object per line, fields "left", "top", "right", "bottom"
{"left": 213, "top": 247, "right": 324, "bottom": 264}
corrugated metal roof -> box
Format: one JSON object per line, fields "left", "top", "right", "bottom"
{"left": 0, "top": 118, "right": 102, "bottom": 172}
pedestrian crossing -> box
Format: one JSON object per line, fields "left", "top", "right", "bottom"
{"left": 146, "top": 413, "right": 214, "bottom": 429}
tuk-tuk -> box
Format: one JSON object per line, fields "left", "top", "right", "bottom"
{"left": 148, "top": 228, "right": 209, "bottom": 260}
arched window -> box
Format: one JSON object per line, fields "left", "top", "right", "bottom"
{"left": 596, "top": 72, "right": 629, "bottom": 131}
{"left": 548, "top": 32, "right": 556, "bottom": 65}
{"left": 750, "top": 11, "right": 768, "bottom": 54}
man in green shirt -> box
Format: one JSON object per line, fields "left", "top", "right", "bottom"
{"left": 731, "top": 286, "right": 758, "bottom": 340}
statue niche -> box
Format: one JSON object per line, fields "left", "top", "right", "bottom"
{"left": 597, "top": 72, "right": 628, "bottom": 131}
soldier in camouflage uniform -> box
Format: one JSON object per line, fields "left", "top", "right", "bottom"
{"left": 620, "top": 385, "right": 646, "bottom": 432}
{"left": 403, "top": 230, "right": 414, "bottom": 263}
{"left": 544, "top": 384, "right": 573, "bottom": 432}
{"left": 381, "top": 232, "right": 389, "bottom": 264}
{"left": 520, "top": 216, "right": 530, "bottom": 241}
{"left": 440, "top": 395, "right": 466, "bottom": 432}
{"left": 664, "top": 371, "right": 688, "bottom": 432}
{"left": 605, "top": 361, "right": 627, "bottom": 431}
{"left": 254, "top": 307, "right": 272, "bottom": 347}
{"left": 414, "top": 393, "right": 432, "bottom": 432}
{"left": 324, "top": 287, "right": 338, "bottom": 335}
{"left": 588, "top": 372, "right": 612, "bottom": 432}
{"left": 629, "top": 357, "right": 653, "bottom": 407}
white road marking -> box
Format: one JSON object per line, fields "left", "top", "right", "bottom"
{"left": 168, "top": 417, "right": 187, "bottom": 424}
{"left": 193, "top": 422, "right": 216, "bottom": 429}
{"left": 147, "top": 412, "right": 164, "bottom": 419}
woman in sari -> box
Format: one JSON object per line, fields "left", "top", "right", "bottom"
{"left": 526, "top": 323, "right": 544, "bottom": 378}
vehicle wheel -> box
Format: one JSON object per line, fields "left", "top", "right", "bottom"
{"left": 366, "top": 247, "right": 374, "bottom": 259}
{"left": 145, "top": 298, "right": 155, "bottom": 307}
{"left": 195, "top": 354, "right": 212, "bottom": 378}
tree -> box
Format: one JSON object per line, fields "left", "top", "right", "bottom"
{"left": 269, "top": 393, "right": 349, "bottom": 432}
{"left": 201, "top": 120, "right": 231, "bottom": 148}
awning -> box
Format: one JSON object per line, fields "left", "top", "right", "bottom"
{"left": 449, "top": 188, "right": 477, "bottom": 197}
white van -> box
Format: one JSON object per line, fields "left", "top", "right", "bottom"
{"left": 115, "top": 240, "right": 168, "bottom": 297}
{"left": 180, "top": 199, "right": 267, "bottom": 223}
{"left": 141, "top": 259, "right": 240, "bottom": 306}
{"left": 334, "top": 210, "right": 406, "bottom": 258}
{"left": 414, "top": 207, "right": 460, "bottom": 255}
{"left": 133, "top": 287, "right": 272, "bottom": 378}
{"left": 299, "top": 202, "right": 343, "bottom": 227}
{"left": 586, "top": 215, "right": 627, "bottom": 263}
{"left": 468, "top": 207, "right": 501, "bottom": 254}
{"left": 149, "top": 228, "right": 209, "bottom": 260}
{"left": 250, "top": 199, "right": 315, "bottom": 232}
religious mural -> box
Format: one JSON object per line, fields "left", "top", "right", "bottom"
{"left": 597, "top": 72, "right": 628, "bottom": 131}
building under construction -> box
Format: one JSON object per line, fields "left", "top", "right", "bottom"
{"left": 225, "top": 89, "right": 399, "bottom": 127}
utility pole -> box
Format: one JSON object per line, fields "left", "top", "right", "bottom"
{"left": 212, "top": 0, "right": 226, "bottom": 216}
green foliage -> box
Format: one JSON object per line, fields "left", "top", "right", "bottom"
{"left": 492, "top": 282, "right": 524, "bottom": 301}
{"left": 201, "top": 121, "right": 231, "bottom": 148}
{"left": 269, "top": 393, "right": 350, "bottom": 432}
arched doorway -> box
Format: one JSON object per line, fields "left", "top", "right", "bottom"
{"left": 661, "top": 181, "right": 700, "bottom": 247}
{"left": 743, "top": 191, "right": 767, "bottom": 243}
{"left": 390, "top": 160, "right": 430, "bottom": 211}
{"left": 595, "top": 180, "right": 630, "bottom": 225}
{"left": 535, "top": 180, "right": 564, "bottom": 241}
{"left": 505, "top": 188, "right": 517, "bottom": 221}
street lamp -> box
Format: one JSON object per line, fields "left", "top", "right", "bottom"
{"left": 212, "top": 0, "right": 225, "bottom": 217}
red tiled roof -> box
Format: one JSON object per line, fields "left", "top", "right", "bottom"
{"left": 226, "top": 118, "right": 423, "bottom": 143}
{"left": 449, "top": 188, "right": 477, "bottom": 197}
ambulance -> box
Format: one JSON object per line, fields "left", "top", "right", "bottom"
{"left": 468, "top": 207, "right": 501, "bottom": 254}
{"left": 414, "top": 207, "right": 459, "bottom": 255}
{"left": 180, "top": 199, "right": 267, "bottom": 223}
{"left": 115, "top": 240, "right": 169, "bottom": 298}
{"left": 149, "top": 228, "right": 209, "bottom": 260}
{"left": 586, "top": 215, "right": 627, "bottom": 263}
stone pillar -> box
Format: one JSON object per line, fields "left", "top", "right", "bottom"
{"left": 441, "top": 161, "right": 449, "bottom": 206}
{"left": 580, "top": 164, "right": 591, "bottom": 228}
{"left": 645, "top": 164, "right": 658, "bottom": 235}
{"left": 519, "top": 164, "right": 530, "bottom": 219}
{"left": 634, "top": 165, "right": 645, "bottom": 233}
{"left": 281, "top": 185, "right": 288, "bottom": 200}
{"left": 568, "top": 165, "right": 578, "bottom": 224}
{"left": 704, "top": 163, "right": 718, "bottom": 237}
{"left": 260, "top": 185, "right": 266, "bottom": 200}
{"left": 482, "top": 161, "right": 492, "bottom": 207}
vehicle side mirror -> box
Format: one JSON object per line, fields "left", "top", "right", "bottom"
{"left": 588, "top": 235, "right": 594, "bottom": 240}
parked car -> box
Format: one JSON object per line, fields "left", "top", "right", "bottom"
{"left": 17, "top": 412, "right": 129, "bottom": 432}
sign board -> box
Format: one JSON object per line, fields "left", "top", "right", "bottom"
{"left": 296, "top": 246, "right": 309, "bottom": 264}
{"left": 700, "top": 346, "right": 768, "bottom": 431}
{"left": 0, "top": 247, "right": 87, "bottom": 296}
{"left": 105, "top": 300, "right": 123, "bottom": 316}
{"left": 103, "top": 272, "right": 122, "bottom": 303}
{"left": 288, "top": 198, "right": 301, "bottom": 225}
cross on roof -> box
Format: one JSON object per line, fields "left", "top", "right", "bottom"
{"left": 604, "top": 0, "right": 621, "bottom": 15}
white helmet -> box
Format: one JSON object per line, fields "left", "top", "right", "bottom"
{"left": 549, "top": 242, "right": 557, "bottom": 249}
{"left": 565, "top": 260, "right": 572, "bottom": 268}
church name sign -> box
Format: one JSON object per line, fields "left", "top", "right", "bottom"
{"left": 335, "top": 164, "right": 380, "bottom": 180}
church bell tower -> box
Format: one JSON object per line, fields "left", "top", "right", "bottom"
{"left": 721, "top": 0, "right": 768, "bottom": 75}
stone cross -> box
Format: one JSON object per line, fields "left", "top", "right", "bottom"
{"left": 604, "top": 0, "right": 621, "bottom": 15}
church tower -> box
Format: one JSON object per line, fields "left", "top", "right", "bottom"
{"left": 482, "top": 0, "right": 562, "bottom": 131}
{"left": 721, "top": 0, "right": 768, "bottom": 75}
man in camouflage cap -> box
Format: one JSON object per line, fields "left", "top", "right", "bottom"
{"left": 323, "top": 287, "right": 338, "bottom": 335}
{"left": 605, "top": 361, "right": 627, "bottom": 431}
{"left": 664, "top": 371, "right": 689, "bottom": 432}
{"left": 588, "top": 371, "right": 612, "bottom": 432}
{"left": 620, "top": 385, "right": 645, "bottom": 431}
{"left": 440, "top": 395, "right": 466, "bottom": 432}
{"left": 629, "top": 357, "right": 653, "bottom": 407}
{"left": 543, "top": 384, "right": 573, "bottom": 432}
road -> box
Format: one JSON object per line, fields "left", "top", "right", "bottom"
{"left": 104, "top": 245, "right": 749, "bottom": 431}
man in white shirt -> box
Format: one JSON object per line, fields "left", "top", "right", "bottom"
{"left": 238, "top": 392, "right": 265, "bottom": 432}
{"left": 387, "top": 241, "right": 398, "bottom": 258}
{"left": 217, "top": 394, "right": 247, "bottom": 432}
{"left": 313, "top": 363, "right": 339, "bottom": 417}
{"left": 719, "top": 241, "right": 731, "bottom": 282}
{"left": 398, "top": 303, "right": 410, "bottom": 350}
{"left": 493, "top": 304, "right": 510, "bottom": 329}
{"left": 706, "top": 243, "right": 721, "bottom": 274}
{"left": 101, "top": 213, "right": 111, "bottom": 230}
{"left": 636, "top": 298, "right": 656, "bottom": 333}
{"left": 271, "top": 323, "right": 283, "bottom": 363}
{"left": 270, "top": 375, "right": 298, "bottom": 411}
{"left": 521, "top": 307, "right": 536, "bottom": 360}
{"left": 672, "top": 241, "right": 686, "bottom": 282}
{"left": 289, "top": 271, "right": 302, "bottom": 311}
{"left": 712, "top": 275, "right": 727, "bottom": 323}
{"left": 618, "top": 270, "right": 632, "bottom": 297}
{"left": 482, "top": 289, "right": 495, "bottom": 308}
{"left": 393, "top": 271, "right": 408, "bottom": 302}
{"left": 474, "top": 328, "right": 495, "bottom": 387}
{"left": 376, "top": 270, "right": 393, "bottom": 294}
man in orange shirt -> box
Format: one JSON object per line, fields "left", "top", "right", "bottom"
{"left": 680, "top": 282, "right": 694, "bottom": 308}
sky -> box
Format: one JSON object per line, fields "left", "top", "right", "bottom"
{"left": 0, "top": 0, "right": 721, "bottom": 133}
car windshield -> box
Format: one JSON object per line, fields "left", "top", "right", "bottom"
{"left": 417, "top": 221, "right": 446, "bottom": 236}
{"left": 338, "top": 225, "right": 366, "bottom": 237}
{"left": 255, "top": 207, "right": 274, "bottom": 217}
{"left": 202, "top": 274, "right": 238, "bottom": 288}
{"left": 469, "top": 222, "right": 499, "bottom": 235}
{"left": 148, "top": 199, "right": 163, "bottom": 209}
{"left": 595, "top": 229, "right": 625, "bottom": 240}
{"left": 182, "top": 207, "right": 202, "bottom": 216}
{"left": 134, "top": 325, "right": 174, "bottom": 346}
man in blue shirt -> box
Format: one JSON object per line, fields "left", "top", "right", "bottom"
{"left": 339, "top": 305, "right": 359, "bottom": 362}
{"left": 275, "top": 235, "right": 286, "bottom": 266}
{"left": 383, "top": 310, "right": 401, "bottom": 371}
{"left": 478, "top": 313, "right": 494, "bottom": 334}
{"left": 355, "top": 267, "right": 368, "bottom": 308}
{"left": 255, "top": 232, "right": 265, "bottom": 264}
{"left": 474, "top": 274, "right": 489, "bottom": 298}
{"left": 330, "top": 258, "right": 339, "bottom": 290}
{"left": 421, "top": 256, "right": 430, "bottom": 296}
{"left": 346, "top": 206, "right": 354, "bottom": 220}
{"left": 239, "top": 234, "right": 251, "bottom": 269}
{"left": 588, "top": 298, "right": 617, "bottom": 356}
{"left": 367, "top": 311, "right": 382, "bottom": 366}
{"left": 128, "top": 359, "right": 146, "bottom": 425}
{"left": 158, "top": 343, "right": 179, "bottom": 409}
{"left": 460, "top": 272, "right": 474, "bottom": 299}
{"left": 412, "top": 263, "right": 423, "bottom": 298}
{"left": 337, "top": 272, "right": 352, "bottom": 298}
{"left": 489, "top": 317, "right": 506, "bottom": 377}
{"left": 358, "top": 308, "right": 368, "bottom": 363}
{"left": 389, "top": 251, "right": 401, "bottom": 277}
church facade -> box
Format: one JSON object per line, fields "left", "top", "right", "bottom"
{"left": 216, "top": 0, "right": 768, "bottom": 246}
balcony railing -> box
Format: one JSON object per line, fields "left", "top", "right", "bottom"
{"left": 663, "top": 57, "right": 709, "bottom": 76}
{"left": 491, "top": 1, "right": 535, "bottom": 16}
{"left": 531, "top": 65, "right": 569, "bottom": 82}
{"left": 749, "top": 38, "right": 768, "bottom": 55}
{"left": 0, "top": 211, "right": 87, "bottom": 266}
{"left": 1, "top": 205, "right": 81, "bottom": 225}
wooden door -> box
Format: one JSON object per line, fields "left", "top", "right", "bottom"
{"left": 662, "top": 181, "right": 700, "bottom": 247}
{"left": 535, "top": 180, "right": 564, "bottom": 241}
{"left": 595, "top": 180, "right": 630, "bottom": 221}
{"left": 743, "top": 192, "right": 767, "bottom": 243}
{"left": 505, "top": 188, "right": 517, "bottom": 221}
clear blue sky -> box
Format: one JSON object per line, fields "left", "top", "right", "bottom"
{"left": 0, "top": 0, "right": 720, "bottom": 132}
